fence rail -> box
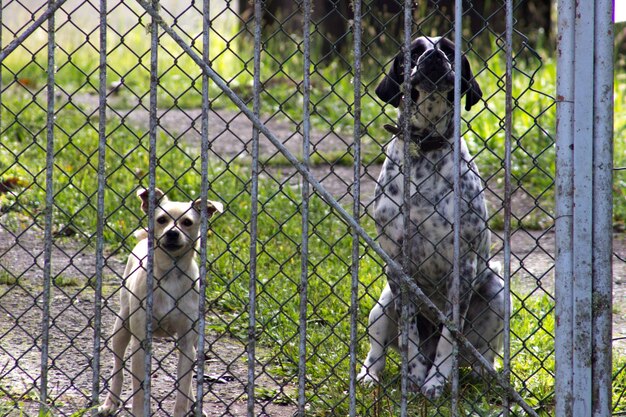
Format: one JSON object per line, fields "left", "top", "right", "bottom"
{"left": 0, "top": 0, "right": 622, "bottom": 416}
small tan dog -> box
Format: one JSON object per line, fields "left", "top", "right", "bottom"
{"left": 99, "top": 187, "right": 223, "bottom": 417}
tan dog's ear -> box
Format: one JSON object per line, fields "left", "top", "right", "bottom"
{"left": 136, "top": 187, "right": 167, "bottom": 213}
{"left": 192, "top": 198, "right": 224, "bottom": 219}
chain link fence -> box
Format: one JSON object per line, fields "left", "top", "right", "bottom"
{"left": 0, "top": 0, "right": 623, "bottom": 416}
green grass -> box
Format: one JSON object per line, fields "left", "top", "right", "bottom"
{"left": 2, "top": 11, "right": 626, "bottom": 416}
{"left": 1, "top": 19, "right": 567, "bottom": 229}
{"left": 5, "top": 11, "right": 625, "bottom": 227}
{"left": 53, "top": 275, "right": 82, "bottom": 287}
{"left": 612, "top": 68, "right": 626, "bottom": 225}
{"left": 2, "top": 92, "right": 624, "bottom": 414}
{"left": 0, "top": 270, "right": 17, "bottom": 285}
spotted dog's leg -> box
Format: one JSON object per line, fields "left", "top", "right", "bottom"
{"left": 358, "top": 283, "right": 397, "bottom": 385}
{"left": 421, "top": 254, "right": 477, "bottom": 399}
{"left": 387, "top": 273, "right": 431, "bottom": 391}
{"left": 463, "top": 269, "right": 505, "bottom": 375}
{"left": 403, "top": 303, "right": 432, "bottom": 390}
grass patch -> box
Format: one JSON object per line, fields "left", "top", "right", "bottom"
{"left": 0, "top": 270, "right": 17, "bottom": 285}
{"left": 0, "top": 86, "right": 625, "bottom": 415}
{"left": 260, "top": 147, "right": 386, "bottom": 168}
{"left": 53, "top": 275, "right": 82, "bottom": 288}
{"left": 6, "top": 12, "right": 626, "bottom": 227}
{"left": 0, "top": 94, "right": 572, "bottom": 414}
{"left": 615, "top": 358, "right": 626, "bottom": 414}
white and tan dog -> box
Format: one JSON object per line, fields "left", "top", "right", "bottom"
{"left": 99, "top": 187, "right": 223, "bottom": 417}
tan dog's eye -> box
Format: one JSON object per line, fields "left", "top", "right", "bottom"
{"left": 156, "top": 216, "right": 167, "bottom": 224}
{"left": 181, "top": 218, "right": 193, "bottom": 227}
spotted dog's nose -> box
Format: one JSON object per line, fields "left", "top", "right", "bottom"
{"left": 412, "top": 48, "right": 454, "bottom": 92}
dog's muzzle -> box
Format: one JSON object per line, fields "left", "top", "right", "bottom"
{"left": 411, "top": 49, "right": 454, "bottom": 93}
{"left": 159, "top": 229, "right": 185, "bottom": 252}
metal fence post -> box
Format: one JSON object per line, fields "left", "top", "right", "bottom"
{"left": 40, "top": 0, "right": 57, "bottom": 413}
{"left": 195, "top": 0, "right": 213, "bottom": 414}
{"left": 247, "top": 0, "right": 263, "bottom": 415}
{"left": 591, "top": 0, "right": 615, "bottom": 415}
{"left": 349, "top": 1, "right": 363, "bottom": 416}
{"left": 298, "top": 1, "right": 312, "bottom": 415}
{"left": 143, "top": 0, "right": 161, "bottom": 414}
{"left": 91, "top": 0, "right": 108, "bottom": 412}
{"left": 555, "top": 1, "right": 614, "bottom": 416}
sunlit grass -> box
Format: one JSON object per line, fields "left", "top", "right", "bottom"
{"left": 1, "top": 97, "right": 624, "bottom": 413}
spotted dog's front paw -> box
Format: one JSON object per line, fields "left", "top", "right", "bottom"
{"left": 406, "top": 359, "right": 429, "bottom": 392}
{"left": 357, "top": 367, "right": 380, "bottom": 387}
{"left": 406, "top": 371, "right": 426, "bottom": 392}
{"left": 421, "top": 375, "right": 446, "bottom": 400}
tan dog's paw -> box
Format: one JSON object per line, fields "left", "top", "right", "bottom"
{"left": 97, "top": 399, "right": 120, "bottom": 416}
{"left": 185, "top": 402, "right": 208, "bottom": 417}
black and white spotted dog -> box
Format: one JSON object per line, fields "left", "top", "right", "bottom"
{"left": 357, "top": 36, "right": 505, "bottom": 400}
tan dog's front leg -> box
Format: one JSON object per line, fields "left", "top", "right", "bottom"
{"left": 128, "top": 307, "right": 148, "bottom": 417}
{"left": 129, "top": 335, "right": 147, "bottom": 417}
{"left": 174, "top": 331, "right": 197, "bottom": 417}
{"left": 98, "top": 315, "right": 131, "bottom": 416}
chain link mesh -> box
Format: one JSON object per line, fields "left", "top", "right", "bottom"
{"left": 0, "top": 0, "right": 623, "bottom": 416}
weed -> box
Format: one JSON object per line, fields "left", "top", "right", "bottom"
{"left": 53, "top": 276, "right": 81, "bottom": 288}
{"left": 0, "top": 270, "right": 17, "bottom": 285}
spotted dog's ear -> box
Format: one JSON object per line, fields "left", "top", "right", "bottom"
{"left": 460, "top": 53, "right": 482, "bottom": 111}
{"left": 437, "top": 37, "right": 482, "bottom": 111}
{"left": 375, "top": 53, "right": 404, "bottom": 108}
{"left": 136, "top": 187, "right": 167, "bottom": 214}
{"left": 376, "top": 38, "right": 431, "bottom": 108}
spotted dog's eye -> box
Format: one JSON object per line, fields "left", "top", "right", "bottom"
{"left": 181, "top": 218, "right": 193, "bottom": 227}
{"left": 156, "top": 216, "right": 167, "bottom": 224}
{"left": 438, "top": 44, "right": 455, "bottom": 62}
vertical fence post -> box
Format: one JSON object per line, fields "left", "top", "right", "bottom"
{"left": 40, "top": 0, "right": 56, "bottom": 413}
{"left": 400, "top": 2, "right": 412, "bottom": 416}
{"left": 591, "top": 0, "right": 614, "bottom": 415}
{"left": 143, "top": 0, "right": 160, "bottom": 414}
{"left": 91, "top": 0, "right": 108, "bottom": 412}
{"left": 502, "top": 0, "right": 514, "bottom": 414}
{"left": 451, "top": 1, "right": 464, "bottom": 414}
{"left": 349, "top": 0, "right": 363, "bottom": 416}
{"left": 555, "top": 1, "right": 614, "bottom": 416}
{"left": 195, "top": 0, "right": 212, "bottom": 414}
{"left": 248, "top": 0, "right": 263, "bottom": 415}
{"left": 298, "top": 1, "right": 312, "bottom": 415}
{"left": 555, "top": 0, "right": 574, "bottom": 413}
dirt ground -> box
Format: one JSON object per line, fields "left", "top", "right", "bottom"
{"left": 1, "top": 101, "right": 624, "bottom": 416}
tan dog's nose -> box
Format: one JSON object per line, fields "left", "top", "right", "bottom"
{"left": 165, "top": 229, "right": 180, "bottom": 240}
